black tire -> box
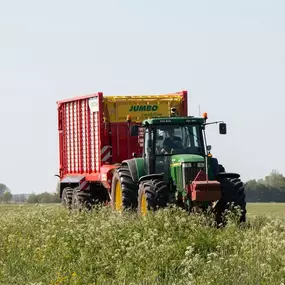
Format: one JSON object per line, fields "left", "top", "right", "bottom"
{"left": 71, "top": 187, "right": 92, "bottom": 210}
{"left": 215, "top": 177, "right": 246, "bottom": 225}
{"left": 111, "top": 166, "right": 138, "bottom": 211}
{"left": 138, "top": 179, "right": 168, "bottom": 215}
{"left": 61, "top": 187, "right": 73, "bottom": 209}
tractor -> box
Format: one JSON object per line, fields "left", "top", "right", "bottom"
{"left": 111, "top": 112, "right": 246, "bottom": 224}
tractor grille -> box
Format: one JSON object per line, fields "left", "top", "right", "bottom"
{"left": 182, "top": 163, "right": 204, "bottom": 188}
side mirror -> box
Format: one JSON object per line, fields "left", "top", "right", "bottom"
{"left": 130, "top": 125, "right": 139, "bottom": 136}
{"left": 207, "top": 145, "right": 212, "bottom": 152}
{"left": 219, "top": 123, "right": 227, "bottom": 134}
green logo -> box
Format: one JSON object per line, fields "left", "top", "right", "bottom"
{"left": 129, "top": 105, "right": 158, "bottom": 112}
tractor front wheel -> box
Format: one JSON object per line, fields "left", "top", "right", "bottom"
{"left": 138, "top": 179, "right": 168, "bottom": 216}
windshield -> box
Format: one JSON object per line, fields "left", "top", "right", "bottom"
{"left": 154, "top": 124, "right": 204, "bottom": 155}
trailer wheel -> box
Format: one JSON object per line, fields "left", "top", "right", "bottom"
{"left": 215, "top": 177, "right": 246, "bottom": 225}
{"left": 111, "top": 166, "right": 138, "bottom": 211}
{"left": 61, "top": 187, "right": 73, "bottom": 209}
{"left": 71, "top": 187, "right": 92, "bottom": 210}
{"left": 138, "top": 179, "right": 168, "bottom": 216}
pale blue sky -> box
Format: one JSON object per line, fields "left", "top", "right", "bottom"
{"left": 0, "top": 0, "right": 284, "bottom": 194}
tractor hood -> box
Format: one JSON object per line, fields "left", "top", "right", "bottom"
{"left": 171, "top": 154, "right": 205, "bottom": 164}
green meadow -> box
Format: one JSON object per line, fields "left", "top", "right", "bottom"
{"left": 0, "top": 203, "right": 285, "bottom": 285}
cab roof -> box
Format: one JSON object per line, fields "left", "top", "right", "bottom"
{"left": 142, "top": 116, "right": 205, "bottom": 125}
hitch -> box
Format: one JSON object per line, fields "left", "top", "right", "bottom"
{"left": 187, "top": 170, "right": 221, "bottom": 202}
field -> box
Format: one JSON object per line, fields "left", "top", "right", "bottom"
{"left": 247, "top": 203, "right": 285, "bottom": 217}
{"left": 0, "top": 203, "right": 285, "bottom": 285}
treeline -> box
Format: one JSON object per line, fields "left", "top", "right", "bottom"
{"left": 2, "top": 192, "right": 60, "bottom": 204}
{"left": 0, "top": 183, "right": 60, "bottom": 204}
{"left": 0, "top": 183, "right": 13, "bottom": 203}
{"left": 245, "top": 170, "right": 285, "bottom": 202}
{"left": 26, "top": 192, "right": 61, "bottom": 203}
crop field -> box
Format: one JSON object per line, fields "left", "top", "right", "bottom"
{"left": 0, "top": 203, "right": 285, "bottom": 285}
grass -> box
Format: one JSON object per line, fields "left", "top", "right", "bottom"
{"left": 247, "top": 202, "right": 285, "bottom": 217}
{"left": 0, "top": 203, "right": 285, "bottom": 284}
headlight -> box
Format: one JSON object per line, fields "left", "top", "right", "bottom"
{"left": 182, "top": 162, "right": 205, "bottom": 168}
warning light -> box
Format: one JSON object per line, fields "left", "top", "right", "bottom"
{"left": 126, "top": 115, "right": 132, "bottom": 123}
{"left": 202, "top": 112, "right": 208, "bottom": 120}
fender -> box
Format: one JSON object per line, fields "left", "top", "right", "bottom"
{"left": 59, "top": 175, "right": 85, "bottom": 198}
{"left": 216, "top": 173, "right": 240, "bottom": 179}
{"left": 138, "top": 173, "right": 164, "bottom": 184}
{"left": 121, "top": 158, "right": 146, "bottom": 183}
{"left": 100, "top": 164, "right": 119, "bottom": 189}
{"left": 209, "top": 157, "right": 219, "bottom": 179}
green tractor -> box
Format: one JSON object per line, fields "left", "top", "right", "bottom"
{"left": 111, "top": 113, "right": 246, "bottom": 224}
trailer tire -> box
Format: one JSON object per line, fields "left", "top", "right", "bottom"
{"left": 138, "top": 179, "right": 169, "bottom": 216}
{"left": 215, "top": 177, "right": 246, "bottom": 225}
{"left": 71, "top": 187, "right": 92, "bottom": 210}
{"left": 61, "top": 187, "right": 73, "bottom": 209}
{"left": 111, "top": 166, "right": 138, "bottom": 211}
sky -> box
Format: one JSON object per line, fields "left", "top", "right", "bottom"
{"left": 0, "top": 0, "right": 284, "bottom": 194}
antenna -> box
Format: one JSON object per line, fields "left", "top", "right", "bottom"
{"left": 198, "top": 104, "right": 201, "bottom": 117}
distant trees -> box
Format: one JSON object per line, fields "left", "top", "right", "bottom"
{"left": 26, "top": 194, "right": 38, "bottom": 203}
{"left": 0, "top": 183, "right": 9, "bottom": 196}
{"left": 26, "top": 192, "right": 61, "bottom": 204}
{"left": 245, "top": 170, "right": 285, "bottom": 202}
{"left": 0, "top": 181, "right": 61, "bottom": 204}
{"left": 0, "top": 184, "right": 6, "bottom": 191}
{"left": 12, "top": 194, "right": 28, "bottom": 203}
{"left": 2, "top": 191, "right": 12, "bottom": 203}
{"left": 0, "top": 184, "right": 12, "bottom": 203}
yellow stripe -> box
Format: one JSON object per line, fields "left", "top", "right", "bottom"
{"left": 171, "top": 163, "right": 181, "bottom": 167}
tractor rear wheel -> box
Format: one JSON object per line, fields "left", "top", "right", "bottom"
{"left": 71, "top": 187, "right": 92, "bottom": 210}
{"left": 111, "top": 166, "right": 138, "bottom": 212}
{"left": 61, "top": 187, "right": 73, "bottom": 209}
{"left": 138, "top": 179, "right": 168, "bottom": 216}
{"left": 215, "top": 177, "right": 246, "bottom": 225}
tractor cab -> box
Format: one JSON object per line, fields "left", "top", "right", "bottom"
{"left": 143, "top": 120, "right": 206, "bottom": 180}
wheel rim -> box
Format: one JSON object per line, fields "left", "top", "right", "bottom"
{"left": 140, "top": 191, "right": 147, "bottom": 216}
{"left": 115, "top": 180, "right": 122, "bottom": 211}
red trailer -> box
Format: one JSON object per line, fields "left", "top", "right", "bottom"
{"left": 57, "top": 91, "right": 188, "bottom": 208}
